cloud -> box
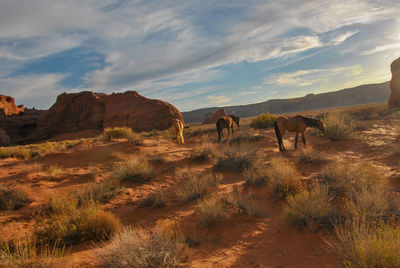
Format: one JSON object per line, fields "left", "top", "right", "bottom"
{"left": 207, "top": 95, "right": 231, "bottom": 105}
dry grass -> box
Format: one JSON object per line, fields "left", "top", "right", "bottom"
{"left": 325, "top": 219, "right": 400, "bottom": 268}
{"left": 140, "top": 189, "right": 168, "bottom": 208}
{"left": 18, "top": 162, "right": 43, "bottom": 177}
{"left": 250, "top": 113, "right": 280, "bottom": 129}
{"left": 224, "top": 187, "right": 269, "bottom": 219}
{"left": 196, "top": 197, "right": 227, "bottom": 227}
{"left": 214, "top": 145, "right": 257, "bottom": 173}
{"left": 78, "top": 179, "right": 121, "bottom": 205}
{"left": 0, "top": 184, "right": 31, "bottom": 211}
{"left": 34, "top": 195, "right": 120, "bottom": 246}
{"left": 267, "top": 157, "right": 302, "bottom": 200}
{"left": 244, "top": 166, "right": 268, "bottom": 188}
{"left": 189, "top": 142, "right": 214, "bottom": 162}
{"left": 111, "top": 156, "right": 154, "bottom": 183}
{"left": 97, "top": 219, "right": 188, "bottom": 268}
{"left": 284, "top": 186, "right": 338, "bottom": 232}
{"left": 322, "top": 112, "right": 354, "bottom": 141}
{"left": 176, "top": 170, "right": 222, "bottom": 202}
{"left": 46, "top": 165, "right": 63, "bottom": 178}
{"left": 296, "top": 146, "right": 327, "bottom": 165}
{"left": 100, "top": 127, "right": 139, "bottom": 142}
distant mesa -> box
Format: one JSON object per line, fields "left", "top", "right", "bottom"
{"left": 388, "top": 56, "right": 400, "bottom": 110}
{"left": 202, "top": 109, "right": 227, "bottom": 124}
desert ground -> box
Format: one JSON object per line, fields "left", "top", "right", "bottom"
{"left": 1, "top": 103, "right": 400, "bottom": 267}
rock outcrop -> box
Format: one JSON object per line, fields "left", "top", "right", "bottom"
{"left": 202, "top": 109, "right": 227, "bottom": 124}
{"left": 0, "top": 128, "right": 10, "bottom": 146}
{"left": 389, "top": 57, "right": 400, "bottom": 109}
{"left": 38, "top": 91, "right": 183, "bottom": 136}
{"left": 0, "top": 95, "right": 24, "bottom": 116}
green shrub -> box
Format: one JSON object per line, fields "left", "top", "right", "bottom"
{"left": 284, "top": 186, "right": 337, "bottom": 232}
{"left": 267, "top": 157, "right": 301, "bottom": 200}
{"left": 111, "top": 156, "right": 154, "bottom": 183}
{"left": 0, "top": 147, "right": 32, "bottom": 160}
{"left": 325, "top": 220, "right": 400, "bottom": 268}
{"left": 214, "top": 146, "right": 257, "bottom": 173}
{"left": 322, "top": 113, "right": 354, "bottom": 141}
{"left": 100, "top": 127, "right": 138, "bottom": 142}
{"left": 0, "top": 184, "right": 31, "bottom": 211}
{"left": 97, "top": 220, "right": 188, "bottom": 268}
{"left": 176, "top": 171, "right": 221, "bottom": 202}
{"left": 250, "top": 113, "right": 280, "bottom": 129}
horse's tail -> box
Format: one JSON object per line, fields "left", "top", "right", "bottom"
{"left": 274, "top": 120, "right": 282, "bottom": 149}
{"left": 216, "top": 120, "right": 222, "bottom": 143}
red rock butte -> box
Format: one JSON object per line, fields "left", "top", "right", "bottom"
{"left": 202, "top": 109, "right": 227, "bottom": 124}
{"left": 389, "top": 56, "right": 400, "bottom": 109}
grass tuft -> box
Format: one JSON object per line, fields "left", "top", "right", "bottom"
{"left": 111, "top": 156, "right": 154, "bottom": 183}
{"left": 296, "top": 146, "right": 327, "bottom": 165}
{"left": 0, "top": 184, "right": 31, "bottom": 211}
{"left": 140, "top": 189, "right": 167, "bottom": 208}
{"left": 100, "top": 127, "right": 139, "bottom": 142}
{"left": 176, "top": 170, "right": 221, "bottom": 202}
{"left": 214, "top": 145, "right": 257, "bottom": 173}
{"left": 322, "top": 113, "right": 354, "bottom": 141}
{"left": 250, "top": 113, "right": 280, "bottom": 129}
{"left": 267, "top": 157, "right": 301, "bottom": 200}
{"left": 196, "top": 197, "right": 227, "bottom": 227}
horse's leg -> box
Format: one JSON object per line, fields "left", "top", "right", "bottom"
{"left": 226, "top": 127, "right": 230, "bottom": 142}
{"left": 180, "top": 131, "right": 185, "bottom": 144}
{"left": 302, "top": 131, "right": 306, "bottom": 145}
{"left": 231, "top": 125, "right": 234, "bottom": 138}
{"left": 281, "top": 129, "right": 286, "bottom": 151}
{"left": 295, "top": 132, "right": 299, "bottom": 149}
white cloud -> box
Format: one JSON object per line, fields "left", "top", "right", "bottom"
{"left": 207, "top": 95, "right": 231, "bottom": 105}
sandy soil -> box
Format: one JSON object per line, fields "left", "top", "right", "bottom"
{"left": 1, "top": 103, "right": 399, "bottom": 267}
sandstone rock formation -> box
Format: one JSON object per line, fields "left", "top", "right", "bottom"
{"left": 389, "top": 57, "right": 400, "bottom": 109}
{"left": 202, "top": 109, "right": 227, "bottom": 124}
{"left": 0, "top": 128, "right": 10, "bottom": 146}
{"left": 0, "top": 95, "right": 24, "bottom": 115}
{"left": 38, "top": 91, "right": 183, "bottom": 136}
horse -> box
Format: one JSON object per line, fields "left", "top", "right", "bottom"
{"left": 216, "top": 115, "right": 240, "bottom": 143}
{"left": 171, "top": 118, "right": 185, "bottom": 144}
{"left": 273, "top": 115, "right": 325, "bottom": 152}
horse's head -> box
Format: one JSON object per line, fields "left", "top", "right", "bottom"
{"left": 230, "top": 115, "right": 240, "bottom": 127}
{"left": 316, "top": 119, "right": 325, "bottom": 131}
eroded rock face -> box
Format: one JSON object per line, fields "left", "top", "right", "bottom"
{"left": 0, "top": 95, "right": 24, "bottom": 116}
{"left": 38, "top": 90, "right": 183, "bottom": 135}
{"left": 0, "top": 128, "right": 11, "bottom": 146}
{"left": 202, "top": 109, "right": 227, "bottom": 124}
{"left": 389, "top": 57, "right": 400, "bottom": 109}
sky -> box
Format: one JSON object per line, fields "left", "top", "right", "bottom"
{"left": 0, "top": 0, "right": 399, "bottom": 112}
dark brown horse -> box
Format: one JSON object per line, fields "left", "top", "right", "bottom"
{"left": 274, "top": 115, "right": 325, "bottom": 151}
{"left": 216, "top": 115, "right": 240, "bottom": 143}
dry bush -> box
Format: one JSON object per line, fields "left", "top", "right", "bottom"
{"left": 78, "top": 179, "right": 121, "bottom": 205}
{"left": 0, "top": 146, "right": 32, "bottom": 160}
{"left": 34, "top": 195, "right": 120, "bottom": 246}
{"left": 296, "top": 146, "right": 327, "bottom": 165}
{"left": 0, "top": 238, "right": 67, "bottom": 268}
{"left": 250, "top": 113, "right": 280, "bottom": 129}
{"left": 111, "top": 156, "right": 154, "bottom": 183}
{"left": 140, "top": 189, "right": 167, "bottom": 208}
{"left": 244, "top": 166, "right": 268, "bottom": 188}
{"left": 97, "top": 219, "right": 188, "bottom": 268}
{"left": 325, "top": 219, "right": 400, "bottom": 268}
{"left": 228, "top": 133, "right": 263, "bottom": 145}
{"left": 176, "top": 170, "right": 221, "bottom": 202}
{"left": 284, "top": 186, "right": 338, "bottom": 232}
{"left": 214, "top": 145, "right": 257, "bottom": 173}
{"left": 0, "top": 184, "right": 31, "bottom": 211}
{"left": 322, "top": 113, "right": 354, "bottom": 141}
{"left": 196, "top": 197, "right": 227, "bottom": 227}
{"left": 46, "top": 165, "right": 63, "bottom": 178}
{"left": 18, "top": 162, "right": 43, "bottom": 177}
{"left": 189, "top": 142, "right": 214, "bottom": 162}
{"left": 267, "top": 157, "right": 302, "bottom": 200}
{"left": 100, "top": 127, "right": 139, "bottom": 142}
{"left": 224, "top": 187, "right": 269, "bottom": 219}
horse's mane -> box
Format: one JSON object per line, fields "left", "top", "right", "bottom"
{"left": 299, "top": 115, "right": 319, "bottom": 127}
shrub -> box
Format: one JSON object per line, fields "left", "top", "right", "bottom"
{"left": 223, "top": 187, "right": 268, "bottom": 219}
{"left": 197, "top": 197, "right": 227, "bottom": 227}
{"left": 140, "top": 189, "right": 167, "bottom": 208}
{"left": 322, "top": 113, "right": 354, "bottom": 141}
{"left": 189, "top": 142, "right": 214, "bottom": 162}
{"left": 18, "top": 162, "right": 43, "bottom": 177}
{"left": 34, "top": 195, "right": 120, "bottom": 246}
{"left": 228, "top": 133, "right": 263, "bottom": 145}
{"left": 296, "top": 146, "right": 327, "bottom": 165}
{"left": 214, "top": 146, "right": 257, "bottom": 173}
{"left": 111, "top": 156, "right": 154, "bottom": 183}
{"left": 46, "top": 165, "right": 63, "bottom": 178}
{"left": 78, "top": 179, "right": 121, "bottom": 205}
{"left": 176, "top": 171, "right": 221, "bottom": 202}
{"left": 250, "top": 113, "right": 280, "bottom": 129}
{"left": 244, "top": 167, "right": 268, "bottom": 188}
{"left": 97, "top": 220, "right": 188, "bottom": 268}
{"left": 100, "top": 127, "right": 138, "bottom": 142}
{"left": 284, "top": 186, "right": 337, "bottom": 232}
{"left": 267, "top": 157, "right": 301, "bottom": 200}
{"left": 0, "top": 146, "right": 32, "bottom": 160}
{"left": 0, "top": 184, "right": 31, "bottom": 211}
{"left": 325, "top": 220, "right": 400, "bottom": 268}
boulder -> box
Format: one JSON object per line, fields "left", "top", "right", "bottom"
{"left": 0, "top": 128, "right": 10, "bottom": 146}
{"left": 0, "top": 95, "right": 24, "bottom": 116}
{"left": 202, "top": 109, "right": 227, "bottom": 124}
{"left": 38, "top": 90, "right": 183, "bottom": 135}
{"left": 389, "top": 57, "right": 400, "bottom": 109}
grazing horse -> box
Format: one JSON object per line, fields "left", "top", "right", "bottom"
{"left": 216, "top": 115, "right": 240, "bottom": 143}
{"left": 171, "top": 119, "right": 185, "bottom": 144}
{"left": 274, "top": 115, "right": 325, "bottom": 151}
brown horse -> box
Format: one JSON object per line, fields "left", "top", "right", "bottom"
{"left": 171, "top": 119, "right": 185, "bottom": 144}
{"left": 274, "top": 115, "right": 325, "bottom": 151}
{"left": 216, "top": 115, "right": 240, "bottom": 143}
